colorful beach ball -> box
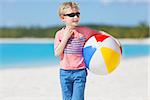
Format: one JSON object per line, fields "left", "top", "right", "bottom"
{"left": 83, "top": 32, "right": 122, "bottom": 75}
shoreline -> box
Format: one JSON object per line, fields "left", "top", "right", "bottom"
{"left": 0, "top": 38, "right": 150, "bottom": 44}
{"left": 0, "top": 38, "right": 54, "bottom": 44}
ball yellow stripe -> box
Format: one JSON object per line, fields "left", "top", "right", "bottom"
{"left": 101, "top": 47, "right": 121, "bottom": 73}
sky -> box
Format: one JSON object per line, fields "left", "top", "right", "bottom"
{"left": 0, "top": 0, "right": 149, "bottom": 27}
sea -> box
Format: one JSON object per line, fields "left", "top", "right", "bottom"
{"left": 0, "top": 43, "right": 150, "bottom": 69}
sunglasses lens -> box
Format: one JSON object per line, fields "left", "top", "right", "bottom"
{"left": 69, "top": 13, "right": 76, "bottom": 17}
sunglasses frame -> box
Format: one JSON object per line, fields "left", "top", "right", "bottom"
{"left": 63, "top": 12, "right": 80, "bottom": 17}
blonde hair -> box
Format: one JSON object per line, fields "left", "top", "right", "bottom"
{"left": 58, "top": 2, "right": 79, "bottom": 17}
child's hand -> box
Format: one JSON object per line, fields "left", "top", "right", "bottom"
{"left": 63, "top": 28, "right": 75, "bottom": 40}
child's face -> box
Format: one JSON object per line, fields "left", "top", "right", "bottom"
{"left": 61, "top": 7, "right": 80, "bottom": 27}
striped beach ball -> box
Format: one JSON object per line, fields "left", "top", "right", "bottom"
{"left": 83, "top": 32, "right": 122, "bottom": 75}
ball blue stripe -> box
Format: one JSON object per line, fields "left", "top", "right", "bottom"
{"left": 83, "top": 46, "right": 96, "bottom": 69}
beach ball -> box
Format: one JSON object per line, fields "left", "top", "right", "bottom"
{"left": 83, "top": 32, "right": 122, "bottom": 75}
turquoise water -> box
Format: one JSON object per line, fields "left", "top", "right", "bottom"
{"left": 0, "top": 43, "right": 149, "bottom": 69}
{"left": 0, "top": 43, "right": 59, "bottom": 68}
{"left": 122, "top": 44, "right": 150, "bottom": 57}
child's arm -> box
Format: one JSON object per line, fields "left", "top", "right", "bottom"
{"left": 54, "top": 29, "right": 74, "bottom": 57}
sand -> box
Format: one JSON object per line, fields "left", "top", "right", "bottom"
{"left": 0, "top": 56, "right": 149, "bottom": 100}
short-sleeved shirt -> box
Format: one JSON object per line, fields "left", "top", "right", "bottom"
{"left": 54, "top": 26, "right": 100, "bottom": 70}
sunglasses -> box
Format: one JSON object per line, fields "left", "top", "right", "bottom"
{"left": 63, "top": 12, "right": 80, "bottom": 17}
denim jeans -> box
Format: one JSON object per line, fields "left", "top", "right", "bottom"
{"left": 60, "top": 68, "right": 87, "bottom": 100}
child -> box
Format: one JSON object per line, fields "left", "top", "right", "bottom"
{"left": 54, "top": 2, "right": 103, "bottom": 100}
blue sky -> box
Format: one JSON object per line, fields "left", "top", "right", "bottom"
{"left": 0, "top": 0, "right": 149, "bottom": 27}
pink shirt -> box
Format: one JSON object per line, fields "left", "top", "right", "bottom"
{"left": 54, "top": 26, "right": 100, "bottom": 70}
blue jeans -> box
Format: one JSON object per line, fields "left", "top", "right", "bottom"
{"left": 60, "top": 68, "right": 87, "bottom": 100}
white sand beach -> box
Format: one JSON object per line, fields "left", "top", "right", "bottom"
{"left": 0, "top": 38, "right": 149, "bottom": 100}
{"left": 0, "top": 56, "right": 149, "bottom": 100}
